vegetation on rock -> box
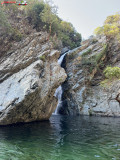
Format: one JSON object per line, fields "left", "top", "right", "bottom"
{"left": 40, "top": 55, "right": 46, "bottom": 62}
{"left": 0, "top": 7, "right": 13, "bottom": 36}
{"left": 93, "top": 12, "right": 120, "bottom": 88}
{"left": 0, "top": 0, "right": 81, "bottom": 50}
{"left": 94, "top": 13, "right": 120, "bottom": 41}
{"left": 104, "top": 66, "right": 120, "bottom": 79}
{"left": 100, "top": 66, "right": 120, "bottom": 88}
{"left": 81, "top": 49, "right": 92, "bottom": 57}
{"left": 25, "top": 0, "right": 82, "bottom": 49}
{"left": 82, "top": 44, "right": 107, "bottom": 73}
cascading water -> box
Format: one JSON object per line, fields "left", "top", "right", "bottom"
{"left": 54, "top": 86, "right": 62, "bottom": 115}
{"left": 53, "top": 47, "right": 81, "bottom": 115}
{"left": 54, "top": 52, "right": 67, "bottom": 115}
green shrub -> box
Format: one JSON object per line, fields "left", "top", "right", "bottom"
{"left": 82, "top": 57, "right": 97, "bottom": 73}
{"left": 5, "top": 4, "right": 19, "bottom": 15}
{"left": 50, "top": 36, "right": 62, "bottom": 50}
{"left": 82, "top": 44, "right": 107, "bottom": 73}
{"left": 0, "top": 7, "right": 13, "bottom": 36}
{"left": 103, "top": 66, "right": 120, "bottom": 79}
{"left": 82, "top": 49, "right": 92, "bottom": 57}
{"left": 11, "top": 29, "right": 23, "bottom": 41}
{"left": 40, "top": 55, "right": 45, "bottom": 62}
{"left": 93, "top": 44, "right": 107, "bottom": 62}
{"left": 100, "top": 66, "right": 120, "bottom": 88}
{"left": 100, "top": 79, "right": 110, "bottom": 88}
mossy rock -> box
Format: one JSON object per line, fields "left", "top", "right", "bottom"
{"left": 40, "top": 55, "right": 46, "bottom": 62}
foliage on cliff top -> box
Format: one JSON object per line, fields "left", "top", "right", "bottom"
{"left": 0, "top": 2, "right": 25, "bottom": 41}
{"left": 0, "top": 0, "right": 81, "bottom": 49}
{"left": 0, "top": 7, "right": 12, "bottom": 36}
{"left": 25, "top": 0, "right": 82, "bottom": 49}
{"left": 94, "top": 13, "right": 120, "bottom": 41}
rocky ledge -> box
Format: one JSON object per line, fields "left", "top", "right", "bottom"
{"left": 0, "top": 32, "right": 67, "bottom": 125}
{"left": 61, "top": 36, "right": 120, "bottom": 117}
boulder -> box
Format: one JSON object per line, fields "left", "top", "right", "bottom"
{"left": 0, "top": 32, "right": 67, "bottom": 125}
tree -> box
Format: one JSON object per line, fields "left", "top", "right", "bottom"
{"left": 60, "top": 21, "right": 73, "bottom": 33}
{"left": 94, "top": 27, "right": 104, "bottom": 35}
{"left": 40, "top": 3, "right": 58, "bottom": 39}
{"left": 104, "top": 24, "right": 119, "bottom": 36}
{"left": 94, "top": 13, "right": 120, "bottom": 40}
{"left": 0, "top": 6, "right": 13, "bottom": 36}
{"left": 25, "top": 0, "right": 45, "bottom": 30}
{"left": 104, "top": 14, "right": 120, "bottom": 25}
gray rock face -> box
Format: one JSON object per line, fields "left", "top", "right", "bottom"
{"left": 81, "top": 81, "right": 120, "bottom": 116}
{"left": 62, "top": 36, "right": 120, "bottom": 117}
{"left": 0, "top": 32, "right": 67, "bottom": 125}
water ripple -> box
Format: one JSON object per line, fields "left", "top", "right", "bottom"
{"left": 0, "top": 115, "right": 120, "bottom": 160}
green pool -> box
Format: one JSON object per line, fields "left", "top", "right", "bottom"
{"left": 0, "top": 115, "right": 120, "bottom": 160}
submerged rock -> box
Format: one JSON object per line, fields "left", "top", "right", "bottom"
{"left": 0, "top": 32, "right": 67, "bottom": 125}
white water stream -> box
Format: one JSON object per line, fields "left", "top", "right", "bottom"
{"left": 54, "top": 52, "right": 67, "bottom": 114}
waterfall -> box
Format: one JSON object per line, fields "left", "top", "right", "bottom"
{"left": 54, "top": 86, "right": 62, "bottom": 114}
{"left": 54, "top": 52, "right": 67, "bottom": 115}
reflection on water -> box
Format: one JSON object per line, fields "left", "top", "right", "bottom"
{"left": 0, "top": 115, "right": 120, "bottom": 160}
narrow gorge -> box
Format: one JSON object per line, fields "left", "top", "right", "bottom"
{"left": 1, "top": 1, "right": 120, "bottom": 159}
{"left": 54, "top": 51, "right": 68, "bottom": 114}
{"left": 0, "top": 0, "right": 120, "bottom": 123}
{"left": 58, "top": 36, "right": 120, "bottom": 117}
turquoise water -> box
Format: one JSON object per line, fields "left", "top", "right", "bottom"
{"left": 0, "top": 115, "right": 120, "bottom": 160}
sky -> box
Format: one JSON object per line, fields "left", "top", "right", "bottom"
{"left": 52, "top": 0, "right": 120, "bottom": 39}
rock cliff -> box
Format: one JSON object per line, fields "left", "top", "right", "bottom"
{"left": 61, "top": 36, "right": 120, "bottom": 117}
{"left": 0, "top": 32, "right": 67, "bottom": 125}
